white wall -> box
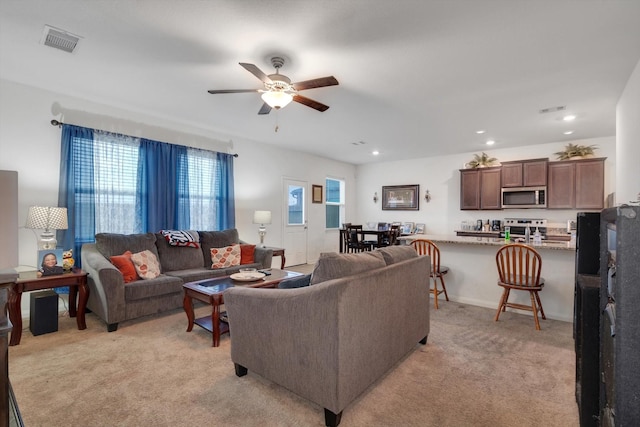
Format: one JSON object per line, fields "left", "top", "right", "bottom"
{"left": 355, "top": 137, "right": 616, "bottom": 233}
{"left": 0, "top": 79, "right": 356, "bottom": 271}
{"left": 616, "top": 58, "right": 640, "bottom": 204}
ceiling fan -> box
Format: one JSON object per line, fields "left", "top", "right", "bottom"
{"left": 207, "top": 56, "right": 339, "bottom": 115}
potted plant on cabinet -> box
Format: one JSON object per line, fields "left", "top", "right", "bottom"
{"left": 465, "top": 152, "right": 498, "bottom": 168}
{"left": 554, "top": 143, "right": 598, "bottom": 160}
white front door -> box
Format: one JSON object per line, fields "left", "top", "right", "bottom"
{"left": 283, "top": 178, "right": 308, "bottom": 267}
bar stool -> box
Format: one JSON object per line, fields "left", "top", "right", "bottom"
{"left": 410, "top": 239, "right": 449, "bottom": 309}
{"left": 495, "top": 243, "right": 546, "bottom": 330}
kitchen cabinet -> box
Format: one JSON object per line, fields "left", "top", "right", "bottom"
{"left": 460, "top": 167, "right": 501, "bottom": 210}
{"left": 548, "top": 158, "right": 605, "bottom": 209}
{"left": 501, "top": 159, "right": 548, "bottom": 187}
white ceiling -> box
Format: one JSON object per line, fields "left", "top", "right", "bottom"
{"left": 1, "top": 0, "right": 639, "bottom": 165}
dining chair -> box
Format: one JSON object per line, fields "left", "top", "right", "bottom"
{"left": 410, "top": 239, "right": 449, "bottom": 309}
{"left": 494, "top": 243, "right": 546, "bottom": 330}
{"left": 346, "top": 225, "right": 371, "bottom": 252}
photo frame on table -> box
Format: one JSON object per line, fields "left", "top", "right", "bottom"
{"left": 415, "top": 223, "right": 426, "bottom": 234}
{"left": 401, "top": 222, "right": 415, "bottom": 234}
{"left": 312, "top": 184, "right": 323, "bottom": 204}
{"left": 382, "top": 185, "right": 419, "bottom": 210}
{"left": 37, "top": 249, "right": 64, "bottom": 277}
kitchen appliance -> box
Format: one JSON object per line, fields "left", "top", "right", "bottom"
{"left": 491, "top": 220, "right": 502, "bottom": 231}
{"left": 503, "top": 218, "right": 547, "bottom": 239}
{"left": 501, "top": 186, "right": 546, "bottom": 208}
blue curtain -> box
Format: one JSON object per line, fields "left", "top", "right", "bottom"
{"left": 136, "top": 139, "right": 190, "bottom": 232}
{"left": 216, "top": 152, "right": 236, "bottom": 230}
{"left": 58, "top": 124, "right": 235, "bottom": 268}
{"left": 58, "top": 124, "right": 95, "bottom": 262}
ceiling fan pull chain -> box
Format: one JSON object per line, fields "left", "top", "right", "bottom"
{"left": 275, "top": 109, "right": 279, "bottom": 133}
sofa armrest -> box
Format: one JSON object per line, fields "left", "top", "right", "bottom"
{"left": 253, "top": 246, "right": 273, "bottom": 269}
{"left": 81, "top": 243, "right": 126, "bottom": 325}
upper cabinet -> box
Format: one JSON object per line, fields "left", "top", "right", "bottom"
{"left": 460, "top": 167, "right": 501, "bottom": 210}
{"left": 548, "top": 158, "right": 606, "bottom": 209}
{"left": 501, "top": 159, "right": 548, "bottom": 188}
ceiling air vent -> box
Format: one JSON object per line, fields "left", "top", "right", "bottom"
{"left": 40, "top": 25, "right": 81, "bottom": 53}
{"left": 538, "top": 105, "right": 566, "bottom": 114}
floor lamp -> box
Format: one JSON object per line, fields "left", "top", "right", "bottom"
{"left": 253, "top": 210, "right": 272, "bottom": 248}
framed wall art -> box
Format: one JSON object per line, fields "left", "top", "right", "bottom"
{"left": 312, "top": 185, "right": 323, "bottom": 204}
{"left": 382, "top": 185, "right": 419, "bottom": 210}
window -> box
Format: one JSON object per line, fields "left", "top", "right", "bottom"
{"left": 59, "top": 124, "right": 235, "bottom": 265}
{"left": 325, "top": 178, "right": 345, "bottom": 229}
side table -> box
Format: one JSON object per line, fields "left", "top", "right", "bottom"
{"left": 265, "top": 246, "right": 286, "bottom": 269}
{"left": 7, "top": 268, "right": 89, "bottom": 346}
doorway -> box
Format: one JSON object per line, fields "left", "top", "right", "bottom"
{"left": 282, "top": 178, "right": 308, "bottom": 266}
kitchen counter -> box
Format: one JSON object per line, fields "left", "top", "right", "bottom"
{"left": 404, "top": 233, "right": 575, "bottom": 251}
{"left": 397, "top": 233, "right": 576, "bottom": 322}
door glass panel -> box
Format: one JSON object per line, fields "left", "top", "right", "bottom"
{"left": 287, "top": 184, "right": 305, "bottom": 225}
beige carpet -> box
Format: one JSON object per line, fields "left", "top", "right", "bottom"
{"left": 8, "top": 299, "right": 578, "bottom": 427}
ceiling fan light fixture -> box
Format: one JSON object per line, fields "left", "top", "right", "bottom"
{"left": 261, "top": 91, "right": 293, "bottom": 109}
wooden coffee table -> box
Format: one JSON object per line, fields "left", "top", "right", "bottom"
{"left": 182, "top": 269, "right": 302, "bottom": 347}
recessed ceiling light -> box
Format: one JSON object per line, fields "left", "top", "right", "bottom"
{"left": 486, "top": 140, "right": 495, "bottom": 146}
{"left": 563, "top": 130, "right": 574, "bottom": 135}
{"left": 563, "top": 114, "right": 576, "bottom": 121}
{"left": 476, "top": 130, "right": 486, "bottom": 134}
{"left": 372, "top": 150, "right": 379, "bottom": 155}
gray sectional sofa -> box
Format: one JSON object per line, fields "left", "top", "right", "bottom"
{"left": 224, "top": 246, "right": 430, "bottom": 427}
{"left": 81, "top": 229, "right": 272, "bottom": 331}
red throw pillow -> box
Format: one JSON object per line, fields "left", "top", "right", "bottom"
{"left": 240, "top": 244, "right": 256, "bottom": 265}
{"left": 110, "top": 251, "right": 139, "bottom": 283}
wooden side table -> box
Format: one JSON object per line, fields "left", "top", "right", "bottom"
{"left": 7, "top": 268, "right": 89, "bottom": 346}
{"left": 266, "top": 247, "right": 286, "bottom": 269}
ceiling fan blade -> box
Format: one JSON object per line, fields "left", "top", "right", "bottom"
{"left": 239, "top": 63, "right": 272, "bottom": 83}
{"left": 293, "top": 94, "right": 330, "bottom": 112}
{"left": 207, "top": 89, "right": 260, "bottom": 94}
{"left": 258, "top": 103, "right": 272, "bottom": 115}
{"left": 292, "top": 76, "right": 339, "bottom": 91}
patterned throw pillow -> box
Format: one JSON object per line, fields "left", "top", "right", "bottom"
{"left": 210, "top": 245, "right": 241, "bottom": 269}
{"left": 240, "top": 244, "right": 256, "bottom": 264}
{"left": 160, "top": 230, "right": 200, "bottom": 248}
{"left": 109, "top": 250, "right": 139, "bottom": 283}
{"left": 131, "top": 249, "right": 161, "bottom": 279}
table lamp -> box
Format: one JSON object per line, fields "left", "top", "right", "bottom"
{"left": 25, "top": 206, "right": 68, "bottom": 250}
{"left": 253, "top": 210, "right": 272, "bottom": 247}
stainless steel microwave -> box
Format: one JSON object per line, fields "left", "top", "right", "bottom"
{"left": 501, "top": 186, "right": 547, "bottom": 208}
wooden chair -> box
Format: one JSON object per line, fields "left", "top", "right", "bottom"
{"left": 381, "top": 225, "right": 400, "bottom": 247}
{"left": 410, "top": 239, "right": 449, "bottom": 309}
{"left": 494, "top": 243, "right": 546, "bottom": 330}
{"left": 346, "top": 225, "right": 371, "bottom": 252}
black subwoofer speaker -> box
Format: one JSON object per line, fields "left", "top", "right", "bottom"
{"left": 29, "top": 290, "right": 58, "bottom": 336}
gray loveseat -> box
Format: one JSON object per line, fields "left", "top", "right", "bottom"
{"left": 224, "top": 246, "right": 430, "bottom": 427}
{"left": 81, "top": 229, "right": 272, "bottom": 331}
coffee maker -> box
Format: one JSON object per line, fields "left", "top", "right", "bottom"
{"left": 491, "top": 220, "right": 502, "bottom": 231}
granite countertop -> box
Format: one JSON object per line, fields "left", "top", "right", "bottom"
{"left": 399, "top": 234, "right": 576, "bottom": 251}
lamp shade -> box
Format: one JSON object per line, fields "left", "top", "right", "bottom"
{"left": 26, "top": 206, "right": 68, "bottom": 230}
{"left": 253, "top": 210, "right": 272, "bottom": 225}
{"left": 261, "top": 91, "right": 293, "bottom": 109}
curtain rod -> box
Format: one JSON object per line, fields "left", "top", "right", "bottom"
{"left": 49, "top": 119, "right": 239, "bottom": 157}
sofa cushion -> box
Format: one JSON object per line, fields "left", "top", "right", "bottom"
{"left": 240, "top": 244, "right": 256, "bottom": 264}
{"left": 109, "top": 251, "right": 139, "bottom": 283}
{"left": 160, "top": 229, "right": 200, "bottom": 248}
{"left": 95, "top": 232, "right": 159, "bottom": 261}
{"left": 278, "top": 274, "right": 311, "bottom": 289}
{"left": 165, "top": 268, "right": 227, "bottom": 283}
{"left": 154, "top": 232, "right": 204, "bottom": 272}
{"left": 131, "top": 250, "right": 161, "bottom": 279}
{"left": 310, "top": 251, "right": 386, "bottom": 285}
{"left": 211, "top": 245, "right": 241, "bottom": 269}
{"left": 123, "top": 275, "right": 183, "bottom": 301}
{"left": 199, "top": 229, "right": 240, "bottom": 268}
{"left": 375, "top": 246, "right": 419, "bottom": 265}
